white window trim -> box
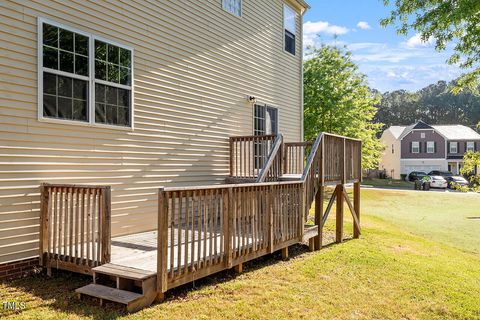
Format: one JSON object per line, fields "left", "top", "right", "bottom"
{"left": 37, "top": 17, "right": 135, "bottom": 130}
{"left": 466, "top": 141, "right": 475, "bottom": 152}
{"left": 252, "top": 103, "right": 279, "bottom": 136}
{"left": 448, "top": 142, "right": 458, "bottom": 154}
{"left": 283, "top": 3, "right": 297, "bottom": 56}
{"left": 426, "top": 141, "right": 435, "bottom": 153}
{"left": 222, "top": 0, "right": 242, "bottom": 17}
{"left": 450, "top": 142, "right": 458, "bottom": 154}
{"left": 411, "top": 141, "right": 420, "bottom": 153}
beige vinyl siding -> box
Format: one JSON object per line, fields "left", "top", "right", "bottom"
{"left": 0, "top": 0, "right": 304, "bottom": 264}
{"left": 379, "top": 130, "right": 401, "bottom": 179}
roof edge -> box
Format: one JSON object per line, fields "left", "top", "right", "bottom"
{"left": 286, "top": 0, "right": 310, "bottom": 13}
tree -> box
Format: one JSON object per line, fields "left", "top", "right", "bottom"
{"left": 381, "top": 0, "right": 480, "bottom": 92}
{"left": 460, "top": 152, "right": 480, "bottom": 192}
{"left": 374, "top": 80, "right": 480, "bottom": 129}
{"left": 303, "top": 45, "right": 384, "bottom": 169}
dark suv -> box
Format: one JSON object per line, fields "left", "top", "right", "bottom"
{"left": 407, "top": 171, "right": 427, "bottom": 182}
{"left": 427, "top": 170, "right": 453, "bottom": 179}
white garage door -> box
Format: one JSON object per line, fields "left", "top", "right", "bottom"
{"left": 403, "top": 165, "right": 442, "bottom": 174}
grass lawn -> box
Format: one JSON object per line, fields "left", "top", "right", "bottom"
{"left": 362, "top": 178, "right": 414, "bottom": 190}
{"left": 1, "top": 189, "right": 480, "bottom": 319}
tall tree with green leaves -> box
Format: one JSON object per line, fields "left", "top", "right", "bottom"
{"left": 303, "top": 45, "right": 383, "bottom": 169}
{"left": 381, "top": 0, "right": 480, "bottom": 92}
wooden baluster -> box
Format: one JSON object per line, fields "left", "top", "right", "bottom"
{"left": 86, "top": 188, "right": 91, "bottom": 266}
{"left": 170, "top": 192, "right": 175, "bottom": 278}
{"left": 80, "top": 188, "right": 85, "bottom": 265}
{"left": 91, "top": 188, "right": 97, "bottom": 267}
{"left": 69, "top": 188, "right": 74, "bottom": 262}
{"left": 184, "top": 191, "right": 190, "bottom": 274}
{"left": 177, "top": 191, "right": 183, "bottom": 277}
{"left": 197, "top": 190, "right": 202, "bottom": 269}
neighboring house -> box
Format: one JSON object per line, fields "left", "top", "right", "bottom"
{"left": 379, "top": 121, "right": 480, "bottom": 179}
{"left": 0, "top": 1, "right": 309, "bottom": 270}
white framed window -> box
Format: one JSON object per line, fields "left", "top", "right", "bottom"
{"left": 426, "top": 141, "right": 435, "bottom": 153}
{"left": 420, "top": 132, "right": 425, "bottom": 139}
{"left": 38, "top": 18, "right": 134, "bottom": 128}
{"left": 450, "top": 142, "right": 458, "bottom": 154}
{"left": 223, "top": 0, "right": 242, "bottom": 17}
{"left": 411, "top": 141, "right": 420, "bottom": 153}
{"left": 284, "top": 4, "right": 297, "bottom": 55}
{"left": 467, "top": 141, "right": 475, "bottom": 152}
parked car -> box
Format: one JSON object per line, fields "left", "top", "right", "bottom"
{"left": 445, "top": 176, "right": 469, "bottom": 189}
{"left": 427, "top": 170, "right": 453, "bottom": 179}
{"left": 407, "top": 171, "right": 427, "bottom": 182}
{"left": 426, "top": 175, "right": 448, "bottom": 189}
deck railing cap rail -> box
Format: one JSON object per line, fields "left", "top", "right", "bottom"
{"left": 229, "top": 134, "right": 277, "bottom": 141}
{"left": 41, "top": 182, "right": 111, "bottom": 189}
{"left": 162, "top": 179, "right": 303, "bottom": 192}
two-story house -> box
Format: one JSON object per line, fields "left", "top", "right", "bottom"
{"left": 379, "top": 121, "right": 480, "bottom": 179}
{"left": 0, "top": 0, "right": 309, "bottom": 272}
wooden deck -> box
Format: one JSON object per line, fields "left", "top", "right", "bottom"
{"left": 111, "top": 226, "right": 313, "bottom": 273}
{"left": 39, "top": 131, "right": 362, "bottom": 312}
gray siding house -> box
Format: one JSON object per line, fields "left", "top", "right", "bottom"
{"left": 379, "top": 121, "right": 480, "bottom": 178}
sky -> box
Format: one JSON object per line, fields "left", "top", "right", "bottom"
{"left": 303, "top": 0, "right": 464, "bottom": 93}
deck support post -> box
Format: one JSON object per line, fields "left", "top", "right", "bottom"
{"left": 234, "top": 263, "right": 243, "bottom": 274}
{"left": 335, "top": 185, "right": 344, "bottom": 243}
{"left": 155, "top": 292, "right": 165, "bottom": 302}
{"left": 314, "top": 186, "right": 324, "bottom": 250}
{"left": 157, "top": 188, "right": 168, "bottom": 295}
{"left": 353, "top": 182, "right": 361, "bottom": 239}
{"left": 281, "top": 247, "right": 289, "bottom": 260}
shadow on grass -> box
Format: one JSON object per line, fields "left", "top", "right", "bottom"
{"left": 4, "top": 232, "right": 354, "bottom": 319}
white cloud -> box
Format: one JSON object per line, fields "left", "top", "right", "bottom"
{"left": 356, "top": 21, "right": 371, "bottom": 30}
{"left": 402, "top": 33, "right": 434, "bottom": 48}
{"left": 303, "top": 20, "right": 349, "bottom": 47}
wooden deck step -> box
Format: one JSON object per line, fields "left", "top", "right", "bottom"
{"left": 302, "top": 225, "right": 319, "bottom": 242}
{"left": 76, "top": 283, "right": 142, "bottom": 305}
{"left": 93, "top": 263, "right": 156, "bottom": 281}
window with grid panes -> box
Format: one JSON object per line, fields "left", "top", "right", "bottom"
{"left": 39, "top": 19, "right": 133, "bottom": 127}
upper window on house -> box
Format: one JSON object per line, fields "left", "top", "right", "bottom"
{"left": 411, "top": 141, "right": 420, "bottom": 153}
{"left": 223, "top": 0, "right": 241, "bottom": 17}
{"left": 467, "top": 141, "right": 475, "bottom": 152}
{"left": 284, "top": 4, "right": 297, "bottom": 55}
{"left": 39, "top": 19, "right": 133, "bottom": 128}
{"left": 391, "top": 144, "right": 394, "bottom": 154}
{"left": 420, "top": 132, "right": 425, "bottom": 139}
{"left": 426, "top": 141, "right": 435, "bottom": 153}
{"left": 450, "top": 142, "right": 458, "bottom": 153}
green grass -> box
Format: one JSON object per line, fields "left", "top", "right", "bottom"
{"left": 362, "top": 178, "right": 414, "bottom": 189}
{"left": 1, "top": 189, "right": 480, "bottom": 319}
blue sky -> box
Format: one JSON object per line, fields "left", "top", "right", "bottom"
{"left": 303, "top": 0, "right": 464, "bottom": 93}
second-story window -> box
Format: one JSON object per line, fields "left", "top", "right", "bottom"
{"left": 426, "top": 141, "right": 435, "bottom": 153}
{"left": 223, "top": 0, "right": 241, "bottom": 17}
{"left": 467, "top": 141, "right": 475, "bottom": 152}
{"left": 412, "top": 141, "right": 420, "bottom": 153}
{"left": 39, "top": 19, "right": 133, "bottom": 128}
{"left": 284, "top": 4, "right": 296, "bottom": 55}
{"left": 450, "top": 142, "right": 458, "bottom": 153}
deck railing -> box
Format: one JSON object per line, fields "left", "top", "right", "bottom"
{"left": 158, "top": 132, "right": 362, "bottom": 293}
{"left": 157, "top": 181, "right": 304, "bottom": 292}
{"left": 229, "top": 135, "right": 276, "bottom": 179}
{"left": 39, "top": 183, "right": 111, "bottom": 275}
{"left": 283, "top": 141, "right": 314, "bottom": 175}
{"left": 256, "top": 134, "right": 284, "bottom": 183}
